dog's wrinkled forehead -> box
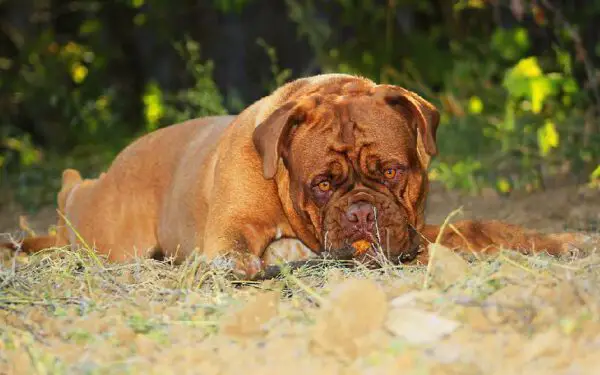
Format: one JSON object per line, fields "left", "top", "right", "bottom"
{"left": 253, "top": 75, "right": 376, "bottom": 129}
{"left": 307, "top": 95, "right": 365, "bottom": 155}
{"left": 286, "top": 94, "right": 417, "bottom": 180}
{"left": 297, "top": 90, "right": 413, "bottom": 150}
{"left": 252, "top": 75, "right": 439, "bottom": 180}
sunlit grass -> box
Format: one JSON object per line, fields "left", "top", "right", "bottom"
{"left": 1, "top": 227, "right": 599, "bottom": 375}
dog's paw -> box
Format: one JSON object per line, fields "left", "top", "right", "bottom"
{"left": 209, "top": 251, "right": 264, "bottom": 280}
{"left": 261, "top": 238, "right": 318, "bottom": 266}
{"left": 550, "top": 232, "right": 600, "bottom": 258}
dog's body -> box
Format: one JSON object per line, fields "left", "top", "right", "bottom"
{"left": 54, "top": 116, "right": 235, "bottom": 262}
{"left": 4, "top": 74, "right": 586, "bottom": 277}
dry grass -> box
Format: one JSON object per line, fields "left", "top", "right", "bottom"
{"left": 1, "top": 231, "right": 600, "bottom": 375}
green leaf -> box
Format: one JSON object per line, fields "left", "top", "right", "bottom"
{"left": 491, "top": 27, "right": 530, "bottom": 61}
{"left": 591, "top": 165, "right": 600, "bottom": 181}
{"left": 514, "top": 28, "right": 529, "bottom": 49}
{"left": 503, "top": 57, "right": 561, "bottom": 113}
{"left": 79, "top": 20, "right": 101, "bottom": 35}
{"left": 554, "top": 46, "right": 572, "bottom": 74}
{"left": 562, "top": 78, "right": 578, "bottom": 94}
{"left": 134, "top": 14, "right": 146, "bottom": 26}
{"left": 503, "top": 57, "right": 543, "bottom": 96}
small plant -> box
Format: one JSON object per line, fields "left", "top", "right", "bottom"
{"left": 257, "top": 38, "right": 293, "bottom": 93}
{"left": 161, "top": 37, "right": 227, "bottom": 126}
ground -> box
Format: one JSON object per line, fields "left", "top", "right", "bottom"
{"left": 1, "top": 182, "right": 600, "bottom": 375}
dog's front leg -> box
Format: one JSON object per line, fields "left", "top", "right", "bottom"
{"left": 201, "top": 217, "right": 310, "bottom": 280}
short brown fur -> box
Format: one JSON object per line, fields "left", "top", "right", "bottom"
{"left": 1, "top": 74, "right": 587, "bottom": 277}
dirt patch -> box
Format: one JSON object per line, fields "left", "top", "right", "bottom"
{"left": 425, "top": 182, "right": 600, "bottom": 233}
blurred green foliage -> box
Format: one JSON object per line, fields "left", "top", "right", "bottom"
{"left": 285, "top": 0, "right": 600, "bottom": 194}
{"left": 1, "top": 0, "right": 599, "bottom": 211}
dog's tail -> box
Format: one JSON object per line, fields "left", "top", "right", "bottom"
{"left": 1, "top": 168, "right": 84, "bottom": 255}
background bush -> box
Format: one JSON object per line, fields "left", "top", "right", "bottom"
{"left": 1, "top": 0, "right": 599, "bottom": 211}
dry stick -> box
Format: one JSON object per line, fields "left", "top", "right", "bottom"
{"left": 279, "top": 265, "right": 327, "bottom": 306}
{"left": 245, "top": 250, "right": 329, "bottom": 304}
{"left": 253, "top": 258, "right": 330, "bottom": 281}
{"left": 423, "top": 206, "right": 464, "bottom": 289}
{"left": 498, "top": 254, "right": 537, "bottom": 275}
{"left": 18, "top": 216, "right": 36, "bottom": 237}
{"left": 448, "top": 223, "right": 475, "bottom": 252}
{"left": 448, "top": 222, "right": 493, "bottom": 261}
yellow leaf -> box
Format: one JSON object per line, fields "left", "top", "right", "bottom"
{"left": 143, "top": 82, "right": 164, "bottom": 130}
{"left": 428, "top": 169, "right": 439, "bottom": 181}
{"left": 468, "top": 96, "right": 484, "bottom": 114}
{"left": 496, "top": 177, "right": 511, "bottom": 193}
{"left": 513, "top": 57, "right": 542, "bottom": 78}
{"left": 63, "top": 41, "right": 83, "bottom": 56}
{"left": 71, "top": 63, "right": 88, "bottom": 84}
{"left": 468, "top": 0, "right": 485, "bottom": 7}
{"left": 4, "top": 137, "right": 22, "bottom": 150}
{"left": 455, "top": 0, "right": 485, "bottom": 9}
{"left": 537, "top": 120, "right": 559, "bottom": 156}
{"left": 591, "top": 165, "right": 600, "bottom": 180}
{"left": 530, "top": 78, "right": 551, "bottom": 113}
{"left": 590, "top": 165, "right": 600, "bottom": 188}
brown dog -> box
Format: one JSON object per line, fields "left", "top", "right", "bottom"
{"left": 2, "top": 74, "right": 588, "bottom": 277}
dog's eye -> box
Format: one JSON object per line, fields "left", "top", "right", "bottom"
{"left": 317, "top": 180, "right": 331, "bottom": 192}
{"left": 383, "top": 168, "right": 397, "bottom": 179}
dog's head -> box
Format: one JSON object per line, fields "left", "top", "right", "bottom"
{"left": 252, "top": 75, "right": 439, "bottom": 263}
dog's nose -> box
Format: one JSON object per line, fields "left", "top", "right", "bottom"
{"left": 346, "top": 202, "right": 375, "bottom": 228}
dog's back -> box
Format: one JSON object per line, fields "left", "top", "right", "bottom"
{"left": 2, "top": 116, "right": 236, "bottom": 257}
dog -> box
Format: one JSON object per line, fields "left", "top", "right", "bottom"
{"left": 1, "top": 74, "right": 588, "bottom": 278}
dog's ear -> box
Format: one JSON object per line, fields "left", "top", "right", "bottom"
{"left": 253, "top": 101, "right": 304, "bottom": 179}
{"left": 376, "top": 86, "right": 440, "bottom": 157}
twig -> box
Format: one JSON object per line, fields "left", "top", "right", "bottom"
{"left": 56, "top": 209, "right": 103, "bottom": 268}
{"left": 278, "top": 263, "right": 327, "bottom": 306}
{"left": 423, "top": 206, "right": 464, "bottom": 289}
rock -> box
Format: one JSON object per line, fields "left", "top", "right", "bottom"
{"left": 386, "top": 307, "right": 460, "bottom": 345}
{"left": 312, "top": 278, "right": 388, "bottom": 358}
